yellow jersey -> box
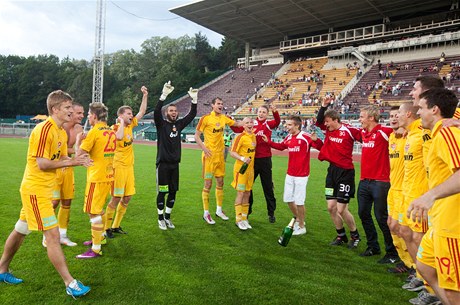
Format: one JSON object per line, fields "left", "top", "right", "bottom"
{"left": 196, "top": 111, "right": 235, "bottom": 154}
{"left": 113, "top": 117, "right": 138, "bottom": 167}
{"left": 389, "top": 132, "right": 405, "bottom": 191}
{"left": 20, "top": 117, "right": 68, "bottom": 196}
{"left": 402, "top": 120, "right": 428, "bottom": 198}
{"left": 454, "top": 107, "right": 460, "bottom": 120}
{"left": 231, "top": 131, "right": 257, "bottom": 171}
{"left": 426, "top": 120, "right": 460, "bottom": 238}
{"left": 80, "top": 122, "right": 115, "bottom": 182}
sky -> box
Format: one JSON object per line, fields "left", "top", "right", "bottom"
{"left": 0, "top": 0, "right": 224, "bottom": 61}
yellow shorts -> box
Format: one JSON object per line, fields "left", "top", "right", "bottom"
{"left": 387, "top": 188, "right": 403, "bottom": 220}
{"left": 202, "top": 153, "right": 225, "bottom": 179}
{"left": 418, "top": 228, "right": 460, "bottom": 291}
{"left": 84, "top": 181, "right": 113, "bottom": 214}
{"left": 52, "top": 167, "right": 75, "bottom": 200}
{"left": 20, "top": 193, "right": 57, "bottom": 231}
{"left": 112, "top": 166, "right": 135, "bottom": 197}
{"left": 399, "top": 195, "right": 428, "bottom": 233}
{"left": 231, "top": 165, "right": 254, "bottom": 191}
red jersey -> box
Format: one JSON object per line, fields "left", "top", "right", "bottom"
{"left": 269, "top": 131, "right": 323, "bottom": 177}
{"left": 231, "top": 111, "right": 281, "bottom": 158}
{"left": 317, "top": 124, "right": 361, "bottom": 169}
{"left": 360, "top": 125, "right": 393, "bottom": 182}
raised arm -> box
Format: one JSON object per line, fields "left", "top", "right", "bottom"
{"left": 180, "top": 87, "right": 198, "bottom": 127}
{"left": 135, "top": 86, "right": 149, "bottom": 120}
{"left": 268, "top": 104, "right": 281, "bottom": 128}
{"left": 115, "top": 118, "right": 125, "bottom": 141}
{"left": 154, "top": 81, "right": 175, "bottom": 126}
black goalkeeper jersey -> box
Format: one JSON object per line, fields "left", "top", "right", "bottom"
{"left": 154, "top": 99, "right": 197, "bottom": 165}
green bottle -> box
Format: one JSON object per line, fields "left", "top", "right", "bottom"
{"left": 239, "top": 157, "right": 250, "bottom": 174}
{"left": 278, "top": 217, "right": 296, "bottom": 247}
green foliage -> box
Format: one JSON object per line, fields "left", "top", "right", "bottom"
{"left": 0, "top": 138, "right": 414, "bottom": 305}
{"left": 0, "top": 33, "right": 245, "bottom": 120}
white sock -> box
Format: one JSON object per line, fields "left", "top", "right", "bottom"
{"left": 68, "top": 279, "right": 78, "bottom": 289}
{"left": 59, "top": 228, "right": 67, "bottom": 237}
{"left": 216, "top": 206, "right": 222, "bottom": 214}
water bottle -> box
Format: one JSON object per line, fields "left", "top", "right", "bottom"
{"left": 278, "top": 217, "right": 296, "bottom": 247}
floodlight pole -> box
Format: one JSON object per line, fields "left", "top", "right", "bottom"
{"left": 92, "top": 0, "right": 106, "bottom": 104}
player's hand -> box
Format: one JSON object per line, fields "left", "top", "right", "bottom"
{"left": 407, "top": 193, "right": 435, "bottom": 223}
{"left": 261, "top": 134, "right": 268, "bottom": 142}
{"left": 141, "top": 86, "right": 148, "bottom": 96}
{"left": 160, "top": 81, "right": 174, "bottom": 101}
{"left": 321, "top": 96, "right": 333, "bottom": 107}
{"left": 270, "top": 104, "right": 277, "bottom": 112}
{"left": 311, "top": 132, "right": 318, "bottom": 141}
{"left": 117, "top": 116, "right": 125, "bottom": 126}
{"left": 76, "top": 132, "right": 87, "bottom": 142}
{"left": 203, "top": 147, "right": 212, "bottom": 158}
{"left": 73, "top": 153, "right": 93, "bottom": 167}
{"left": 188, "top": 87, "right": 198, "bottom": 104}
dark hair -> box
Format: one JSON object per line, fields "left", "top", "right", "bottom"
{"left": 390, "top": 106, "right": 400, "bottom": 111}
{"left": 287, "top": 115, "right": 302, "bottom": 127}
{"left": 415, "top": 76, "right": 444, "bottom": 91}
{"left": 419, "top": 88, "right": 458, "bottom": 119}
{"left": 324, "top": 109, "right": 341, "bottom": 122}
{"left": 211, "top": 97, "right": 222, "bottom": 105}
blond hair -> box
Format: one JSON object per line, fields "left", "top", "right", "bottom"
{"left": 361, "top": 105, "right": 380, "bottom": 122}
{"left": 46, "top": 90, "right": 73, "bottom": 115}
{"left": 89, "top": 102, "right": 108, "bottom": 122}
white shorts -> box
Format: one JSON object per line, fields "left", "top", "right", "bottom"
{"left": 283, "top": 174, "right": 309, "bottom": 205}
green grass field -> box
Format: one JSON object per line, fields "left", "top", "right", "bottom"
{"left": 0, "top": 138, "right": 413, "bottom": 305}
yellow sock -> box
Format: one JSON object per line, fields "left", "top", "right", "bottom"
{"left": 215, "top": 186, "right": 223, "bottom": 207}
{"left": 392, "top": 234, "right": 413, "bottom": 268}
{"left": 241, "top": 203, "right": 249, "bottom": 220}
{"left": 91, "top": 222, "right": 104, "bottom": 253}
{"left": 202, "top": 188, "right": 210, "bottom": 211}
{"left": 112, "top": 203, "right": 127, "bottom": 229}
{"left": 105, "top": 205, "right": 116, "bottom": 231}
{"left": 235, "top": 204, "right": 242, "bottom": 222}
{"left": 400, "top": 237, "right": 414, "bottom": 269}
{"left": 57, "top": 205, "right": 70, "bottom": 230}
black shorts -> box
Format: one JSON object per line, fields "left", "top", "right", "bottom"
{"left": 156, "top": 163, "right": 179, "bottom": 193}
{"left": 325, "top": 164, "right": 355, "bottom": 203}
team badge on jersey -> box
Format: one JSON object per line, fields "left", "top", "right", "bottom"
{"left": 216, "top": 123, "right": 220, "bottom": 127}
{"left": 405, "top": 143, "right": 410, "bottom": 152}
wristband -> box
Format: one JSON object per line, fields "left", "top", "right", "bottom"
{"left": 240, "top": 156, "right": 245, "bottom": 162}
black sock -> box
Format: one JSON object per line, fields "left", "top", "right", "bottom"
{"left": 165, "top": 213, "right": 170, "bottom": 220}
{"left": 336, "top": 227, "right": 346, "bottom": 237}
{"left": 350, "top": 230, "right": 359, "bottom": 239}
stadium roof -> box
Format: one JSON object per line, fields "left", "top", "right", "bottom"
{"left": 170, "top": 0, "right": 454, "bottom": 48}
